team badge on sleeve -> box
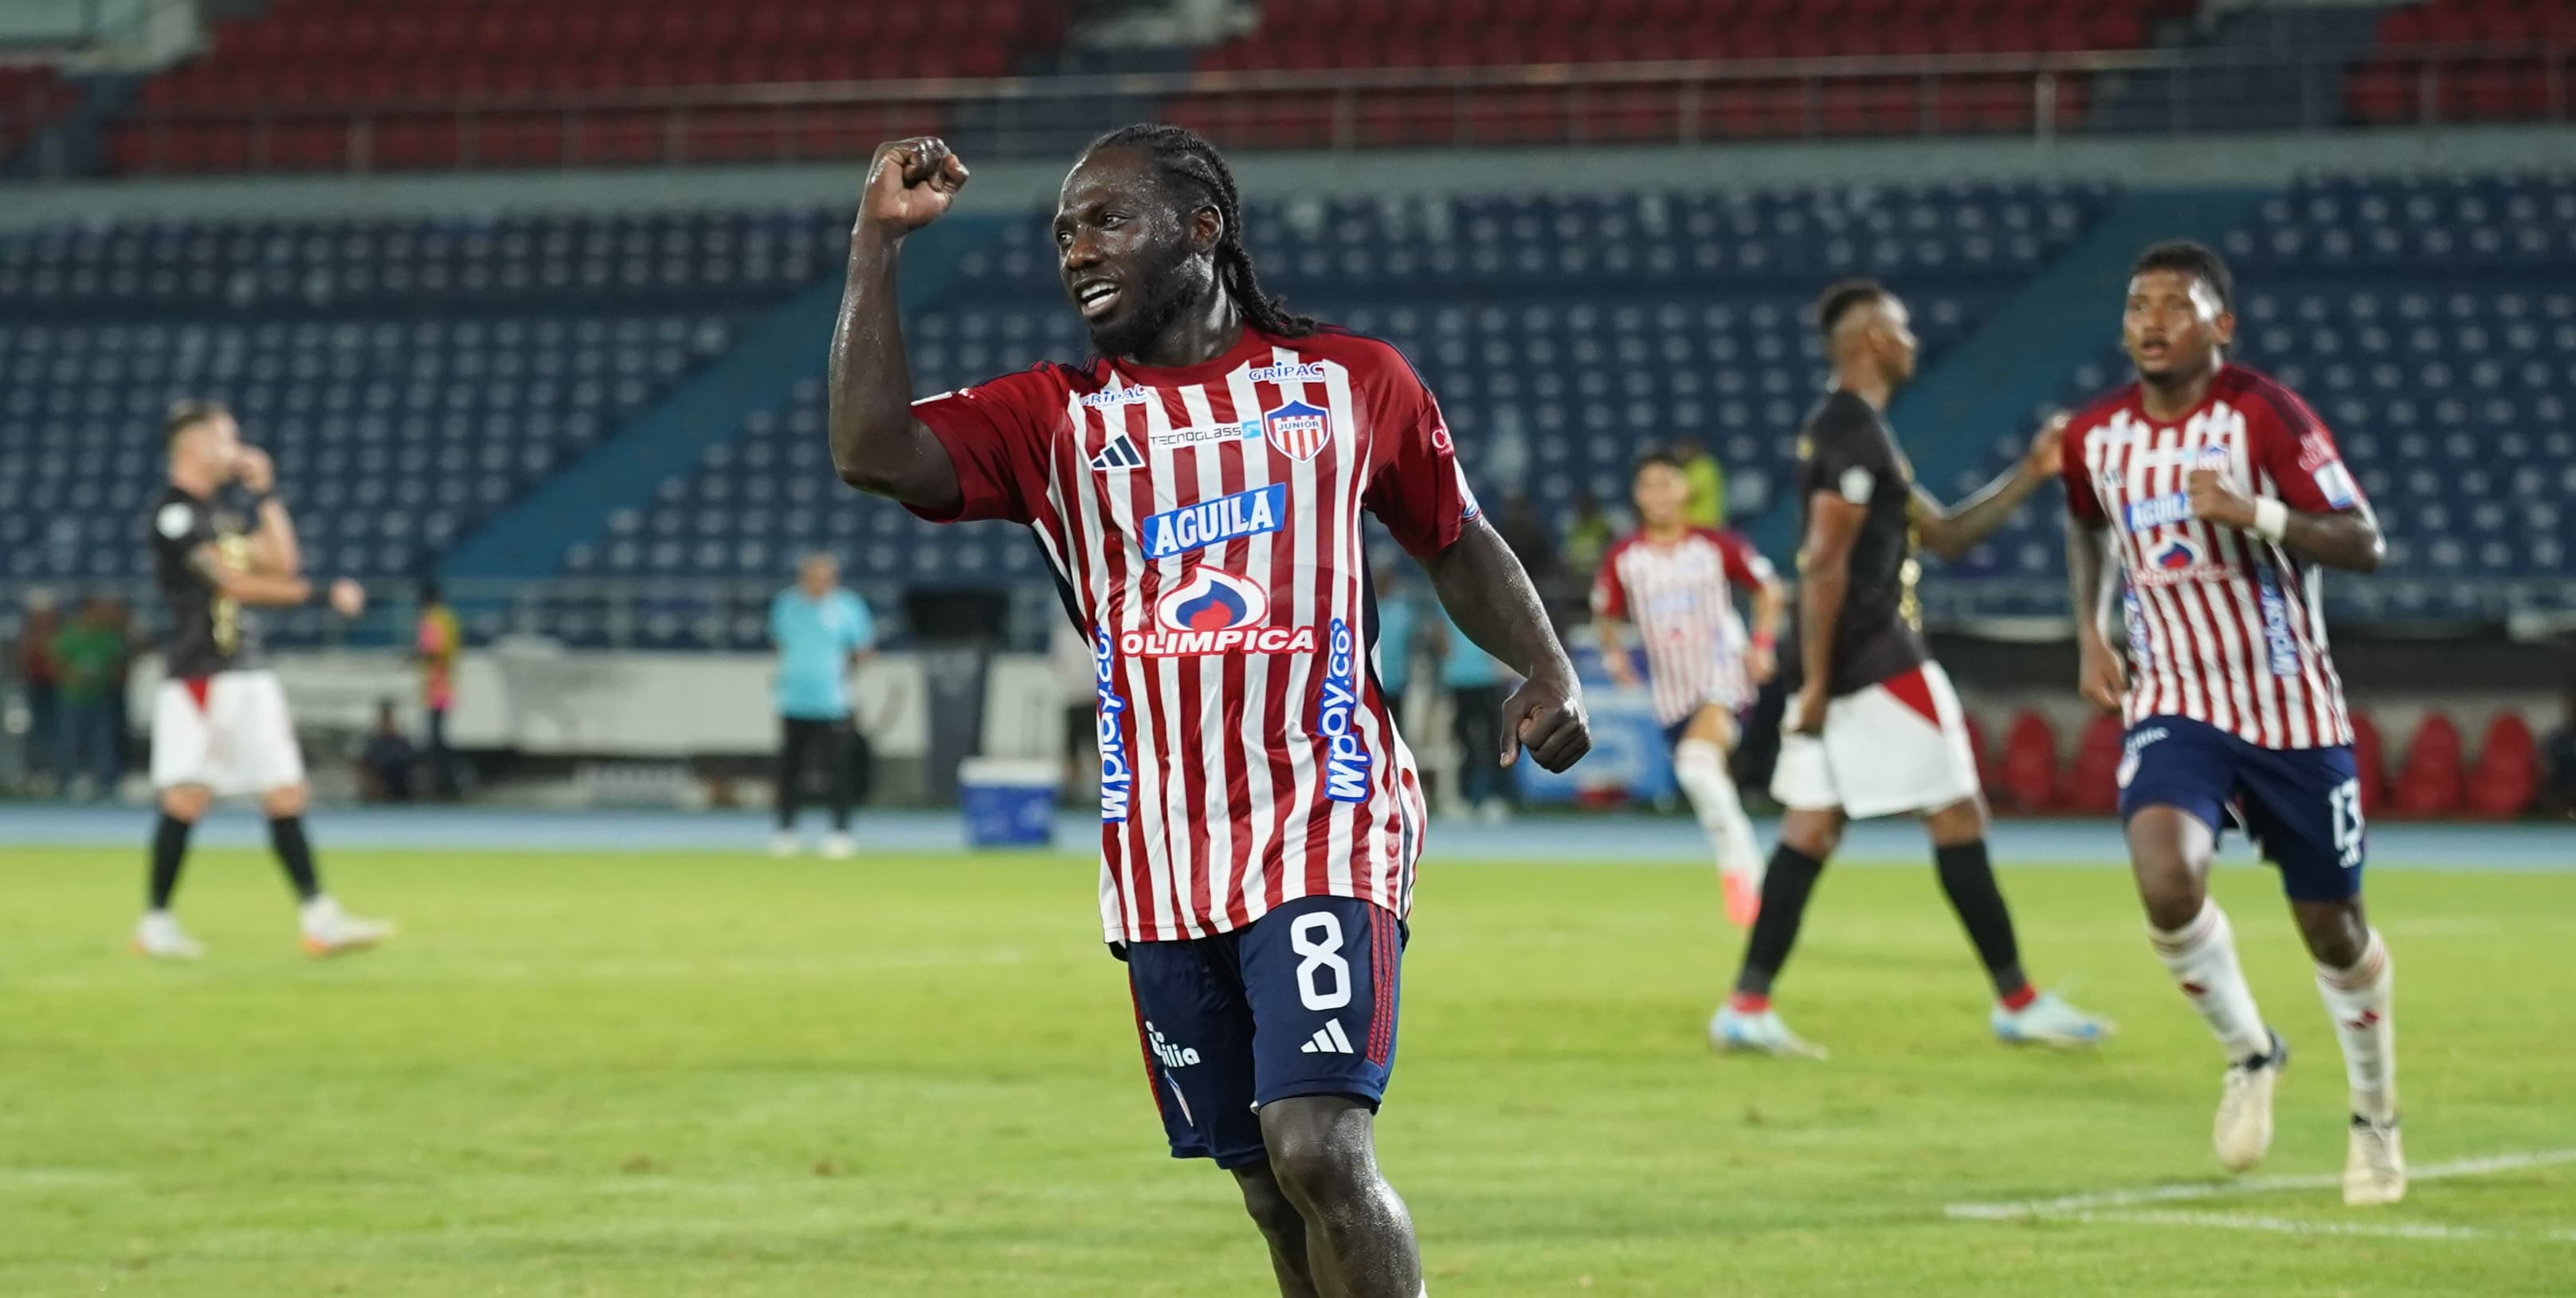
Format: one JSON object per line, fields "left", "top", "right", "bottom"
{"left": 1263, "top": 399, "right": 1332, "bottom": 462}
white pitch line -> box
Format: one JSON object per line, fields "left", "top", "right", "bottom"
{"left": 1946, "top": 1147, "right": 2576, "bottom": 1221}
{"left": 2076, "top": 1209, "right": 2576, "bottom": 1243}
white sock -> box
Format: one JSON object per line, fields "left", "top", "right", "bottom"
{"left": 299, "top": 895, "right": 340, "bottom": 932}
{"left": 2147, "top": 900, "right": 2272, "bottom": 1062}
{"left": 2315, "top": 930, "right": 2397, "bottom": 1123}
{"left": 1672, "top": 739, "right": 1759, "bottom": 877}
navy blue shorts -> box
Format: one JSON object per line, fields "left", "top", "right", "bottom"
{"left": 2117, "top": 715, "right": 2367, "bottom": 901}
{"left": 1123, "top": 895, "right": 1406, "bottom": 1170}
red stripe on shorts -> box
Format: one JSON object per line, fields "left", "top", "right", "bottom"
{"left": 1368, "top": 907, "right": 1394, "bottom": 1066}
{"left": 1881, "top": 665, "right": 1941, "bottom": 726}
{"left": 1125, "top": 977, "right": 1166, "bottom": 1118}
{"left": 182, "top": 676, "right": 213, "bottom": 711}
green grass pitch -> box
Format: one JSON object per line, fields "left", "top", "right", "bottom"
{"left": 4, "top": 845, "right": 2572, "bottom": 1296}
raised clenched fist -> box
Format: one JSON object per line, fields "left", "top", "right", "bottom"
{"left": 858, "top": 137, "right": 970, "bottom": 238}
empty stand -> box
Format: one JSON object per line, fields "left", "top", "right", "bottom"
{"left": 2347, "top": 1, "right": 2576, "bottom": 125}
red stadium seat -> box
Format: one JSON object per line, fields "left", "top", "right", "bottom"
{"left": 1963, "top": 713, "right": 2002, "bottom": 802}
{"left": 2060, "top": 712, "right": 2123, "bottom": 816}
{"left": 2463, "top": 713, "right": 2539, "bottom": 820}
{"left": 2389, "top": 712, "right": 2465, "bottom": 818}
{"left": 1999, "top": 709, "right": 2060, "bottom": 814}
{"left": 2349, "top": 710, "right": 2387, "bottom": 814}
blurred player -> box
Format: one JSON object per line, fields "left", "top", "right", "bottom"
{"left": 1716, "top": 280, "right": 2110, "bottom": 1057}
{"left": 1593, "top": 449, "right": 1785, "bottom": 927}
{"left": 825, "top": 127, "right": 1590, "bottom": 1297}
{"left": 138, "top": 402, "right": 393, "bottom": 960}
{"left": 2063, "top": 241, "right": 2401, "bottom": 1204}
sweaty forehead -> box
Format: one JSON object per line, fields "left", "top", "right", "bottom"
{"left": 1057, "top": 148, "right": 1164, "bottom": 213}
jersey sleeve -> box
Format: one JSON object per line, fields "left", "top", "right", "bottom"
{"left": 1711, "top": 529, "right": 1774, "bottom": 590}
{"left": 1589, "top": 547, "right": 1627, "bottom": 621}
{"left": 2060, "top": 422, "right": 2108, "bottom": 524}
{"left": 905, "top": 366, "right": 1066, "bottom": 525}
{"left": 2252, "top": 386, "right": 2367, "bottom": 515}
{"left": 1799, "top": 400, "right": 1891, "bottom": 508}
{"left": 150, "top": 497, "right": 214, "bottom": 579}
{"left": 1361, "top": 359, "right": 1480, "bottom": 558}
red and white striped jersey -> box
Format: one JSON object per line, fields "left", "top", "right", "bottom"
{"left": 1591, "top": 527, "right": 1774, "bottom": 726}
{"left": 909, "top": 325, "right": 1476, "bottom": 943}
{"left": 2062, "top": 364, "right": 2366, "bottom": 750}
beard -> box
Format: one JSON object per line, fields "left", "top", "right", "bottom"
{"left": 1082, "top": 243, "right": 1208, "bottom": 361}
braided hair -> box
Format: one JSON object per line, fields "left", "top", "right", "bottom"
{"left": 1082, "top": 124, "right": 1316, "bottom": 339}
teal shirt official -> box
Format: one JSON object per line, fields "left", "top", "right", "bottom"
{"left": 770, "top": 588, "right": 873, "bottom": 720}
{"left": 1437, "top": 608, "right": 1506, "bottom": 689}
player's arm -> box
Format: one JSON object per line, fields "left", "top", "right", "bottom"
{"left": 235, "top": 448, "right": 302, "bottom": 576}
{"left": 1593, "top": 612, "right": 1637, "bottom": 688}
{"left": 2184, "top": 469, "right": 2384, "bottom": 574}
{"left": 1420, "top": 517, "right": 1590, "bottom": 771}
{"left": 1789, "top": 492, "right": 1864, "bottom": 735}
{"left": 1907, "top": 413, "right": 2067, "bottom": 560}
{"left": 2064, "top": 516, "right": 2127, "bottom": 712}
{"left": 827, "top": 137, "right": 971, "bottom": 514}
{"left": 186, "top": 543, "right": 320, "bottom": 608}
{"left": 1746, "top": 565, "right": 1786, "bottom": 683}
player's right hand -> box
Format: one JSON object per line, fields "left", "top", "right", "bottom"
{"left": 2076, "top": 635, "right": 2127, "bottom": 712}
{"left": 859, "top": 137, "right": 970, "bottom": 237}
{"left": 328, "top": 578, "right": 366, "bottom": 618}
{"left": 1788, "top": 682, "right": 1829, "bottom": 737}
{"left": 235, "top": 445, "right": 276, "bottom": 492}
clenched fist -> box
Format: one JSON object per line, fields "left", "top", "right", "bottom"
{"left": 858, "top": 137, "right": 970, "bottom": 239}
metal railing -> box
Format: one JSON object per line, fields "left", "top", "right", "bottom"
{"left": 72, "top": 41, "right": 2576, "bottom": 178}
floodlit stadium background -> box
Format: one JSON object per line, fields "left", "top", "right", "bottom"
{"left": 3, "top": 3, "right": 2574, "bottom": 1296}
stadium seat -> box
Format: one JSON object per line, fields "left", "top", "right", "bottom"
{"left": 1998, "top": 709, "right": 2060, "bottom": 814}
{"left": 2060, "top": 712, "right": 2123, "bottom": 816}
{"left": 2463, "top": 712, "right": 2539, "bottom": 820}
{"left": 2389, "top": 712, "right": 2465, "bottom": 818}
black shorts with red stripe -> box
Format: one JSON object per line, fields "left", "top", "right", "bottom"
{"left": 1121, "top": 894, "right": 1405, "bottom": 1168}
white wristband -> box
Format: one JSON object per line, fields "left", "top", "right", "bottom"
{"left": 2251, "top": 497, "right": 2289, "bottom": 543}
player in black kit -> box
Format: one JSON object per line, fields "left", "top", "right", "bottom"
{"left": 135, "top": 402, "right": 394, "bottom": 959}
{"left": 1711, "top": 281, "right": 2108, "bottom": 1057}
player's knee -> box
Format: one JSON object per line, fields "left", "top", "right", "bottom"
{"left": 1258, "top": 1101, "right": 1375, "bottom": 1207}
{"left": 2135, "top": 870, "right": 2205, "bottom": 932}
{"left": 1923, "top": 795, "right": 1987, "bottom": 845}
{"left": 1779, "top": 814, "right": 1841, "bottom": 860}
{"left": 2292, "top": 901, "right": 2369, "bottom": 967}
{"left": 261, "top": 782, "right": 309, "bottom": 818}
{"left": 1233, "top": 1165, "right": 1307, "bottom": 1244}
{"left": 159, "top": 786, "right": 211, "bottom": 823}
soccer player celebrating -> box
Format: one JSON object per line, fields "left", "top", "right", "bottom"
{"left": 1715, "top": 280, "right": 2111, "bottom": 1057}
{"left": 826, "top": 127, "right": 1590, "bottom": 1298}
{"left": 2063, "top": 241, "right": 2400, "bottom": 1205}
{"left": 138, "top": 402, "right": 393, "bottom": 959}
{"left": 1593, "top": 449, "right": 1786, "bottom": 927}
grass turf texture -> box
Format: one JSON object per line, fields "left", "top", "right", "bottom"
{"left": 3, "top": 845, "right": 2570, "bottom": 1296}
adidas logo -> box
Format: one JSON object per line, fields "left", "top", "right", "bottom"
{"left": 1300, "top": 1020, "right": 1357, "bottom": 1055}
{"left": 1089, "top": 433, "right": 1144, "bottom": 471}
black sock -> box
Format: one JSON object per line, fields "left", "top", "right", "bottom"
{"left": 1934, "top": 839, "right": 2028, "bottom": 999}
{"left": 269, "top": 815, "right": 323, "bottom": 902}
{"left": 148, "top": 814, "right": 194, "bottom": 911}
{"left": 1733, "top": 844, "right": 1826, "bottom": 998}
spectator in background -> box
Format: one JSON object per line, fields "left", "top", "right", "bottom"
{"left": 357, "top": 699, "right": 418, "bottom": 803}
{"left": 1560, "top": 488, "right": 1617, "bottom": 584}
{"left": 769, "top": 551, "right": 874, "bottom": 858}
{"left": 414, "top": 579, "right": 462, "bottom": 800}
{"left": 1373, "top": 559, "right": 1421, "bottom": 731}
{"left": 1425, "top": 602, "right": 1515, "bottom": 824}
{"left": 1672, "top": 437, "right": 1727, "bottom": 528}
{"left": 1050, "top": 618, "right": 1099, "bottom": 799}
{"left": 50, "top": 593, "right": 128, "bottom": 799}
{"left": 14, "top": 591, "right": 61, "bottom": 793}
{"left": 100, "top": 595, "right": 138, "bottom": 777}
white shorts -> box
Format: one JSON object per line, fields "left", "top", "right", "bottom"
{"left": 150, "top": 669, "right": 308, "bottom": 797}
{"left": 1770, "top": 661, "right": 1981, "bottom": 821}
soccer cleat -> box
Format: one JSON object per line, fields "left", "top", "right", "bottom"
{"left": 1719, "top": 870, "right": 1762, "bottom": 928}
{"left": 132, "top": 913, "right": 205, "bottom": 961}
{"left": 1711, "top": 1006, "right": 1827, "bottom": 1059}
{"left": 769, "top": 831, "right": 801, "bottom": 858}
{"left": 1991, "top": 991, "right": 2115, "bottom": 1048}
{"left": 300, "top": 903, "right": 395, "bottom": 958}
{"left": 819, "top": 832, "right": 855, "bottom": 860}
{"left": 2343, "top": 1115, "right": 2406, "bottom": 1207}
{"left": 2213, "top": 1032, "right": 2288, "bottom": 1173}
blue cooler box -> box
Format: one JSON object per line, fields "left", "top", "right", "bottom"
{"left": 959, "top": 757, "right": 1061, "bottom": 849}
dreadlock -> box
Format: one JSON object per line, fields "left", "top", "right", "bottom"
{"left": 1082, "top": 123, "right": 1316, "bottom": 339}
